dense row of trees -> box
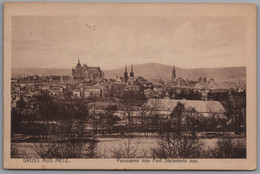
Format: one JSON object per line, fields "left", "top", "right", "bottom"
{"left": 12, "top": 88, "right": 246, "bottom": 139}
{"left": 11, "top": 89, "right": 246, "bottom": 159}
{"left": 151, "top": 101, "right": 246, "bottom": 158}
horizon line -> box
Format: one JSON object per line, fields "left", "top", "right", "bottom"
{"left": 11, "top": 62, "right": 246, "bottom": 71}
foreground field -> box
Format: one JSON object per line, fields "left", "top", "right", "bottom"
{"left": 11, "top": 135, "right": 246, "bottom": 159}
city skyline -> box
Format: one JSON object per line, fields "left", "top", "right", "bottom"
{"left": 12, "top": 16, "right": 246, "bottom": 70}
{"left": 11, "top": 61, "right": 246, "bottom": 71}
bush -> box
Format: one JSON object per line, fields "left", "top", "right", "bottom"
{"left": 151, "top": 132, "right": 205, "bottom": 158}
{"left": 34, "top": 140, "right": 97, "bottom": 158}
{"left": 111, "top": 137, "right": 140, "bottom": 158}
{"left": 209, "top": 134, "right": 246, "bottom": 158}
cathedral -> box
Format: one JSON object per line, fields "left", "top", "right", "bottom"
{"left": 72, "top": 59, "right": 103, "bottom": 80}
{"left": 123, "top": 64, "right": 134, "bottom": 83}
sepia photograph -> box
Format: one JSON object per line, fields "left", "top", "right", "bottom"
{"left": 3, "top": 2, "right": 257, "bottom": 170}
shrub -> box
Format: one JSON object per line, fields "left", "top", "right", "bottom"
{"left": 209, "top": 133, "right": 246, "bottom": 158}
{"left": 151, "top": 132, "right": 205, "bottom": 158}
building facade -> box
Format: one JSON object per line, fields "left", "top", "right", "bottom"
{"left": 72, "top": 59, "right": 103, "bottom": 80}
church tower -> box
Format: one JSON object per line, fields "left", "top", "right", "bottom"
{"left": 123, "top": 64, "right": 128, "bottom": 83}
{"left": 77, "top": 59, "right": 81, "bottom": 66}
{"left": 171, "top": 64, "right": 176, "bottom": 82}
{"left": 130, "top": 64, "right": 134, "bottom": 77}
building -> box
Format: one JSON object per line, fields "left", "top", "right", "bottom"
{"left": 73, "top": 89, "right": 82, "bottom": 98}
{"left": 83, "top": 86, "right": 102, "bottom": 98}
{"left": 123, "top": 64, "right": 138, "bottom": 83}
{"left": 144, "top": 99, "right": 226, "bottom": 118}
{"left": 72, "top": 59, "right": 103, "bottom": 80}
{"left": 50, "top": 75, "right": 61, "bottom": 81}
{"left": 123, "top": 65, "right": 128, "bottom": 83}
{"left": 123, "top": 64, "right": 135, "bottom": 83}
{"left": 129, "top": 64, "right": 134, "bottom": 77}
{"left": 49, "top": 86, "right": 62, "bottom": 97}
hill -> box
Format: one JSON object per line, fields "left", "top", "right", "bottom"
{"left": 12, "top": 68, "right": 72, "bottom": 78}
{"left": 104, "top": 63, "right": 246, "bottom": 83}
{"left": 12, "top": 63, "right": 246, "bottom": 83}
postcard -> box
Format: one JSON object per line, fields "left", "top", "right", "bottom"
{"left": 3, "top": 2, "right": 257, "bottom": 170}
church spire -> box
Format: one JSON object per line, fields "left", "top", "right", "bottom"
{"left": 130, "top": 64, "right": 134, "bottom": 77}
{"left": 171, "top": 64, "right": 176, "bottom": 82}
{"left": 125, "top": 64, "right": 127, "bottom": 72}
{"left": 123, "top": 64, "right": 128, "bottom": 83}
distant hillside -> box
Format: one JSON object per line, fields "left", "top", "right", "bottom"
{"left": 12, "top": 63, "right": 246, "bottom": 83}
{"left": 104, "top": 63, "right": 246, "bottom": 83}
{"left": 12, "top": 68, "right": 72, "bottom": 78}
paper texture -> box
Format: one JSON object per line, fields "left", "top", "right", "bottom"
{"left": 3, "top": 2, "right": 257, "bottom": 170}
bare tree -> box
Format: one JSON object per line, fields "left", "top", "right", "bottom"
{"left": 170, "top": 102, "right": 185, "bottom": 134}
{"left": 34, "top": 142, "right": 60, "bottom": 158}
{"left": 150, "top": 99, "right": 162, "bottom": 130}
{"left": 96, "top": 144, "right": 109, "bottom": 158}
{"left": 34, "top": 92, "right": 59, "bottom": 141}
{"left": 85, "top": 141, "right": 97, "bottom": 158}
{"left": 11, "top": 144, "right": 20, "bottom": 158}
{"left": 111, "top": 137, "right": 140, "bottom": 158}
{"left": 59, "top": 141, "right": 85, "bottom": 158}
{"left": 225, "top": 90, "right": 246, "bottom": 135}
{"left": 184, "top": 107, "right": 201, "bottom": 137}
{"left": 152, "top": 102, "right": 206, "bottom": 158}
{"left": 138, "top": 103, "right": 150, "bottom": 136}
{"left": 34, "top": 141, "right": 86, "bottom": 158}
{"left": 151, "top": 132, "right": 205, "bottom": 158}
{"left": 104, "top": 105, "right": 119, "bottom": 136}
{"left": 140, "top": 148, "right": 151, "bottom": 158}
{"left": 74, "top": 101, "right": 89, "bottom": 139}
{"left": 121, "top": 92, "right": 135, "bottom": 132}
{"left": 208, "top": 133, "right": 246, "bottom": 158}
{"left": 58, "top": 105, "right": 77, "bottom": 140}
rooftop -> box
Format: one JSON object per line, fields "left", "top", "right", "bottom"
{"left": 145, "top": 99, "right": 225, "bottom": 113}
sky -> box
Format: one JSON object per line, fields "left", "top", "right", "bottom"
{"left": 11, "top": 16, "right": 246, "bottom": 70}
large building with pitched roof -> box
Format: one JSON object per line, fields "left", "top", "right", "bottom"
{"left": 72, "top": 59, "right": 103, "bottom": 80}
{"left": 144, "top": 99, "right": 226, "bottom": 118}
